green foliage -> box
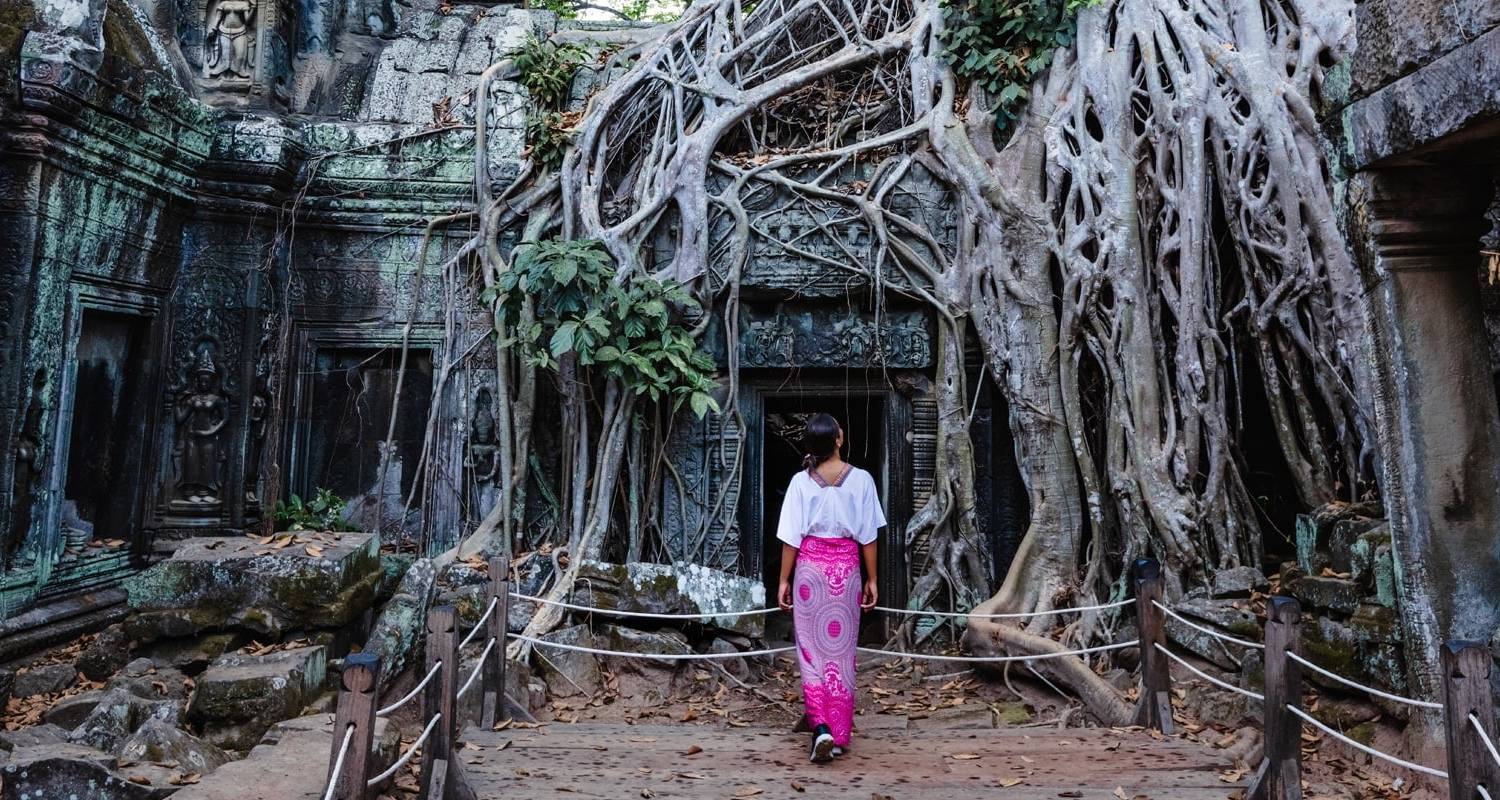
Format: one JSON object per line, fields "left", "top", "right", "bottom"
{"left": 525, "top": 111, "right": 573, "bottom": 170}
{"left": 274, "top": 488, "right": 359, "bottom": 532}
{"left": 481, "top": 239, "right": 721, "bottom": 418}
{"left": 939, "top": 0, "right": 1093, "bottom": 131}
{"left": 513, "top": 35, "right": 590, "bottom": 108}
{"left": 529, "top": 0, "right": 579, "bottom": 19}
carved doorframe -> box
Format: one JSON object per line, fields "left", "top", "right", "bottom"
{"left": 737, "top": 380, "right": 913, "bottom": 614}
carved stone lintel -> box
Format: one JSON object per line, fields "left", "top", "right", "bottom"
{"left": 737, "top": 307, "right": 933, "bottom": 369}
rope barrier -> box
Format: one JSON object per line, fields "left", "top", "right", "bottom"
{"left": 367, "top": 712, "right": 443, "bottom": 787}
{"left": 1472, "top": 713, "right": 1500, "bottom": 771}
{"left": 856, "top": 640, "right": 1139, "bottom": 663}
{"left": 1480, "top": 786, "right": 1494, "bottom": 800}
{"left": 321, "top": 723, "right": 356, "bottom": 800}
{"left": 875, "top": 597, "right": 1136, "bottom": 620}
{"left": 457, "top": 637, "right": 497, "bottom": 700}
{"left": 1287, "top": 705, "right": 1448, "bottom": 779}
{"left": 510, "top": 633, "right": 796, "bottom": 660}
{"left": 1154, "top": 643, "right": 1264, "bottom": 702}
{"left": 1285, "top": 652, "right": 1443, "bottom": 711}
{"left": 460, "top": 597, "right": 499, "bottom": 649}
{"left": 1151, "top": 601, "right": 1264, "bottom": 651}
{"left": 376, "top": 661, "right": 443, "bottom": 718}
{"left": 510, "top": 591, "right": 780, "bottom": 620}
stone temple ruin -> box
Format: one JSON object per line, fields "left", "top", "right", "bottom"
{"left": 0, "top": 0, "right": 1498, "bottom": 796}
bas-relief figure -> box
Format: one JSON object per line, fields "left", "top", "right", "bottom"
{"left": 204, "top": 0, "right": 257, "bottom": 81}
{"left": 244, "top": 327, "right": 273, "bottom": 505}
{"left": 4, "top": 369, "right": 47, "bottom": 569}
{"left": 172, "top": 340, "right": 230, "bottom": 509}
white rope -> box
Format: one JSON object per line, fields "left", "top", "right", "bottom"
{"left": 511, "top": 633, "right": 797, "bottom": 660}
{"left": 1152, "top": 601, "right": 1264, "bottom": 650}
{"left": 321, "top": 723, "right": 356, "bottom": 800}
{"left": 855, "top": 640, "right": 1139, "bottom": 664}
{"left": 376, "top": 661, "right": 443, "bottom": 718}
{"left": 510, "top": 591, "right": 780, "bottom": 620}
{"left": 1471, "top": 713, "right": 1500, "bottom": 772}
{"left": 367, "top": 712, "right": 443, "bottom": 787}
{"left": 1479, "top": 786, "right": 1493, "bottom": 800}
{"left": 456, "top": 637, "right": 497, "bottom": 700}
{"left": 875, "top": 597, "right": 1136, "bottom": 620}
{"left": 1287, "top": 705, "right": 1448, "bottom": 779}
{"left": 1286, "top": 652, "right": 1443, "bottom": 710}
{"left": 1155, "top": 643, "right": 1264, "bottom": 702}
{"left": 460, "top": 597, "right": 499, "bottom": 649}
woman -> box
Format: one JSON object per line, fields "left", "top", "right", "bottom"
{"left": 776, "top": 412, "right": 886, "bottom": 763}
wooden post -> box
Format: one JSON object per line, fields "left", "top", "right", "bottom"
{"left": 420, "top": 605, "right": 458, "bottom": 800}
{"left": 1132, "top": 557, "right": 1173, "bottom": 734}
{"left": 326, "top": 652, "right": 380, "bottom": 800}
{"left": 1248, "top": 596, "right": 1302, "bottom": 800}
{"left": 1444, "top": 641, "right": 1500, "bottom": 798}
{"left": 482, "top": 555, "right": 510, "bottom": 729}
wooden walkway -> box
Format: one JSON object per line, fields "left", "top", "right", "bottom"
{"left": 456, "top": 721, "right": 1247, "bottom": 799}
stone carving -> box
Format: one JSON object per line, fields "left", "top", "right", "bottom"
{"left": 466, "top": 386, "right": 499, "bottom": 486}
{"left": 204, "top": 0, "right": 257, "bottom": 81}
{"left": 244, "top": 326, "right": 273, "bottom": 504}
{"left": 738, "top": 309, "right": 932, "bottom": 369}
{"left": 171, "top": 339, "right": 230, "bottom": 509}
{"left": 5, "top": 369, "right": 47, "bottom": 569}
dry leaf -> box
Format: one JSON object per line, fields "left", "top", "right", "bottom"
{"left": 790, "top": 780, "right": 806, "bottom": 792}
{"left": 683, "top": 745, "right": 702, "bottom": 756}
{"left": 998, "top": 777, "right": 1024, "bottom": 787}
{"left": 733, "top": 788, "right": 764, "bottom": 797}
{"left": 306, "top": 545, "right": 325, "bottom": 557}
{"left": 951, "top": 753, "right": 981, "bottom": 760}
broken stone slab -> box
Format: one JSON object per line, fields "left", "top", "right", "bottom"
{"left": 78, "top": 624, "right": 132, "bottom": 681}
{"left": 1293, "top": 502, "right": 1383, "bottom": 575}
{"left": 573, "top": 560, "right": 767, "bottom": 637}
{"left": 1164, "top": 598, "right": 1262, "bottom": 671}
{"left": 123, "top": 534, "right": 382, "bottom": 643}
{"left": 1, "top": 742, "right": 179, "bottom": 800}
{"left": 0, "top": 723, "right": 69, "bottom": 753}
{"left": 186, "top": 645, "right": 328, "bottom": 752}
{"left": 143, "top": 632, "right": 243, "bottom": 673}
{"left": 166, "top": 712, "right": 400, "bottom": 800}
{"left": 1349, "top": 524, "right": 1397, "bottom": 606}
{"left": 1287, "top": 574, "right": 1361, "bottom": 616}
{"left": 45, "top": 690, "right": 109, "bottom": 729}
{"left": 13, "top": 662, "right": 78, "bottom": 697}
{"left": 1329, "top": 517, "right": 1380, "bottom": 574}
{"left": 1302, "top": 613, "right": 1409, "bottom": 698}
{"left": 118, "top": 717, "right": 232, "bottom": 774}
{"left": 533, "top": 624, "right": 602, "bottom": 698}
{"left": 67, "top": 686, "right": 184, "bottom": 753}
{"left": 364, "top": 557, "right": 436, "bottom": 689}
{"left": 1180, "top": 680, "right": 1255, "bottom": 728}
{"left": 1210, "top": 566, "right": 1268, "bottom": 599}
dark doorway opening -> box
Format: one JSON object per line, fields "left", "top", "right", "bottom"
{"left": 64, "top": 309, "right": 153, "bottom": 542}
{"left": 302, "top": 347, "right": 434, "bottom": 532}
{"left": 759, "top": 393, "right": 887, "bottom": 637}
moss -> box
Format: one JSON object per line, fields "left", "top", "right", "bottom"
{"left": 1345, "top": 721, "right": 1378, "bottom": 746}
{"left": 994, "top": 702, "right": 1031, "bottom": 726}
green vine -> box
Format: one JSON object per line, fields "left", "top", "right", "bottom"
{"left": 483, "top": 238, "right": 721, "bottom": 417}
{"left": 939, "top": 0, "right": 1093, "bottom": 130}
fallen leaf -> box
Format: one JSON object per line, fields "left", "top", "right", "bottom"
{"left": 683, "top": 745, "right": 702, "bottom": 756}
{"left": 951, "top": 753, "right": 981, "bottom": 760}
{"left": 734, "top": 787, "right": 764, "bottom": 797}
{"left": 998, "top": 777, "right": 1023, "bottom": 787}
{"left": 790, "top": 780, "right": 805, "bottom": 792}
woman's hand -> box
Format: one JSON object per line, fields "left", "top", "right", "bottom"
{"left": 778, "top": 580, "right": 794, "bottom": 612}
{"left": 860, "top": 579, "right": 878, "bottom": 611}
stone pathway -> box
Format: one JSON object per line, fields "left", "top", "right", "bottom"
{"left": 457, "top": 721, "right": 1247, "bottom": 799}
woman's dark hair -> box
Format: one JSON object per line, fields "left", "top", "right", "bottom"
{"left": 800, "top": 413, "right": 841, "bottom": 470}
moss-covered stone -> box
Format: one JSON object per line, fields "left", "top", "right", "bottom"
{"left": 573, "top": 560, "right": 767, "bottom": 638}
{"left": 186, "top": 645, "right": 328, "bottom": 752}
{"left": 994, "top": 702, "right": 1031, "bottom": 725}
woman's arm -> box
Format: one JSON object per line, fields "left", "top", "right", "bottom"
{"left": 777, "top": 543, "right": 799, "bottom": 611}
{"left": 859, "top": 541, "right": 878, "bottom": 610}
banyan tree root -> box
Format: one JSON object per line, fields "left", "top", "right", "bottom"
{"left": 457, "top": 0, "right": 1373, "bottom": 710}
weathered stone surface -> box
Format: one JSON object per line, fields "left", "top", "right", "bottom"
{"left": 67, "top": 685, "right": 183, "bottom": 753}
{"left": 125, "top": 657, "right": 157, "bottom": 677}
{"left": 1, "top": 742, "right": 177, "bottom": 800}
{"left": 123, "top": 534, "right": 382, "bottom": 643}
{"left": 168, "top": 713, "right": 401, "bottom": 800}
{"left": 909, "top": 703, "right": 995, "bottom": 730}
{"left": 1287, "top": 575, "right": 1361, "bottom": 616}
{"left": 706, "top": 638, "right": 749, "bottom": 680}
{"left": 1211, "top": 566, "right": 1267, "bottom": 599}
{"left": 574, "top": 560, "right": 768, "bottom": 637}
{"left": 598, "top": 625, "right": 688, "bottom": 706}
{"left": 78, "top": 624, "right": 132, "bottom": 681}
{"left": 1180, "top": 681, "right": 1255, "bottom": 728}
{"left": 365, "top": 557, "right": 436, "bottom": 687}
{"left": 13, "top": 663, "right": 77, "bottom": 697}
{"left": 1348, "top": 0, "right": 1500, "bottom": 99}
{"left": 118, "top": 717, "right": 232, "bottom": 774}
{"left": 144, "top": 633, "right": 242, "bottom": 673}
{"left": 1302, "top": 614, "right": 1409, "bottom": 696}
{"left": 186, "top": 645, "right": 328, "bottom": 751}
{"left": 1349, "top": 525, "right": 1397, "bottom": 607}
{"left": 1164, "top": 599, "right": 1262, "bottom": 671}
{"left": 44, "top": 690, "right": 107, "bottom": 729}
{"left": 534, "top": 624, "right": 602, "bottom": 698}
{"left": 0, "top": 723, "right": 68, "bottom": 753}
{"left": 0, "top": 668, "right": 11, "bottom": 709}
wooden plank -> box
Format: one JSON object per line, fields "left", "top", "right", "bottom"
{"left": 420, "top": 605, "right": 459, "bottom": 800}
{"left": 326, "top": 653, "right": 380, "bottom": 800}
{"left": 1131, "top": 558, "right": 1173, "bottom": 734}
{"left": 1443, "top": 641, "right": 1500, "bottom": 797}
{"left": 1248, "top": 596, "right": 1302, "bottom": 800}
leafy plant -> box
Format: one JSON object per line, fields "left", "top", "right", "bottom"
{"left": 482, "top": 238, "right": 721, "bottom": 418}
{"left": 524, "top": 111, "right": 573, "bottom": 170}
{"left": 940, "top": 0, "right": 1094, "bottom": 131}
{"left": 274, "top": 488, "right": 359, "bottom": 532}
{"left": 512, "top": 35, "right": 590, "bottom": 109}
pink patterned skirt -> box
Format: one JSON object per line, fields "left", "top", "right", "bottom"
{"left": 792, "top": 536, "right": 860, "bottom": 747}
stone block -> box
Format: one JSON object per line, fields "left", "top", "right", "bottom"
{"left": 1348, "top": 524, "right": 1391, "bottom": 591}
{"left": 1287, "top": 574, "right": 1361, "bottom": 616}
{"left": 168, "top": 713, "right": 400, "bottom": 800}
{"left": 1163, "top": 598, "right": 1262, "bottom": 670}
{"left": 78, "top": 624, "right": 132, "bottom": 681}
{"left": 574, "top": 560, "right": 768, "bottom": 637}
{"left": 66, "top": 686, "right": 184, "bottom": 753}
{"left": 44, "top": 690, "right": 107, "bottom": 729}
{"left": 1211, "top": 566, "right": 1268, "bottom": 599}
{"left": 123, "top": 534, "right": 381, "bottom": 643}
{"left": 144, "top": 633, "right": 242, "bottom": 673}
{"left": 1328, "top": 518, "right": 1379, "bottom": 574}
{"left": 186, "top": 645, "right": 328, "bottom": 752}
{"left": 13, "top": 663, "right": 78, "bottom": 697}
{"left": 1, "top": 742, "right": 179, "bottom": 799}
{"left": 118, "top": 717, "right": 232, "bottom": 773}
{"left": 0, "top": 723, "right": 69, "bottom": 753}
{"left": 534, "top": 624, "right": 602, "bottom": 698}
{"left": 364, "top": 557, "right": 436, "bottom": 687}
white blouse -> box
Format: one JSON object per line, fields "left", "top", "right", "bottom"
{"left": 775, "top": 464, "right": 887, "bottom": 548}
